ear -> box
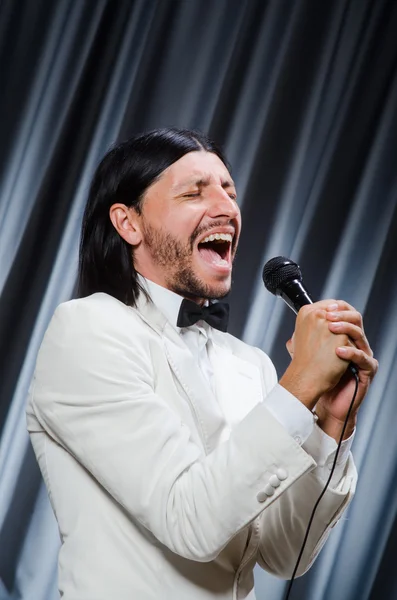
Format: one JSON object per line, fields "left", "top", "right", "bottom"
{"left": 109, "top": 204, "right": 142, "bottom": 246}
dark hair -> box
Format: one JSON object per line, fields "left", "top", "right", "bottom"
{"left": 77, "top": 127, "right": 228, "bottom": 306}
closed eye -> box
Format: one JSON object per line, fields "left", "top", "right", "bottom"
{"left": 182, "top": 189, "right": 236, "bottom": 200}
{"left": 183, "top": 192, "right": 201, "bottom": 198}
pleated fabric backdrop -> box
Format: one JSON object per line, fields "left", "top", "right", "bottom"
{"left": 0, "top": 1, "right": 397, "bottom": 599}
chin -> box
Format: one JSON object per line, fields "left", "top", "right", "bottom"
{"left": 168, "top": 263, "right": 232, "bottom": 301}
{"left": 203, "top": 278, "right": 231, "bottom": 299}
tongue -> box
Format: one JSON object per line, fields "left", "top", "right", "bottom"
{"left": 199, "top": 246, "right": 229, "bottom": 266}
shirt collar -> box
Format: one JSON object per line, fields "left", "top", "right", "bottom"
{"left": 138, "top": 275, "right": 209, "bottom": 334}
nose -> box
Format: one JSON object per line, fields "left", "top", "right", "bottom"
{"left": 207, "top": 186, "right": 240, "bottom": 221}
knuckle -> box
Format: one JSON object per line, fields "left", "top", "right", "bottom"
{"left": 316, "top": 299, "right": 336, "bottom": 310}
{"left": 314, "top": 308, "right": 326, "bottom": 319}
{"left": 297, "top": 304, "right": 314, "bottom": 324}
{"left": 335, "top": 299, "right": 347, "bottom": 310}
{"left": 300, "top": 304, "right": 312, "bottom": 316}
{"left": 355, "top": 314, "right": 363, "bottom": 329}
{"left": 326, "top": 298, "right": 337, "bottom": 306}
{"left": 343, "top": 300, "right": 355, "bottom": 311}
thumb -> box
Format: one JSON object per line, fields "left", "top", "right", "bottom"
{"left": 286, "top": 332, "right": 295, "bottom": 359}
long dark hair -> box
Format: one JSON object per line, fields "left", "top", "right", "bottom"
{"left": 77, "top": 128, "right": 227, "bottom": 306}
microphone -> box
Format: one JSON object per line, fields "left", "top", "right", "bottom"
{"left": 262, "top": 256, "right": 313, "bottom": 314}
{"left": 262, "top": 255, "right": 358, "bottom": 375}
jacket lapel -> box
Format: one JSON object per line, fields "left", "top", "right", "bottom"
{"left": 210, "top": 332, "right": 263, "bottom": 430}
{"left": 132, "top": 295, "right": 228, "bottom": 454}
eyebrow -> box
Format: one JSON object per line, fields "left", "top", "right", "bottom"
{"left": 173, "top": 177, "right": 236, "bottom": 193}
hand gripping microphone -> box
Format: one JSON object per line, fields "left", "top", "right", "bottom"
{"left": 262, "top": 255, "right": 358, "bottom": 380}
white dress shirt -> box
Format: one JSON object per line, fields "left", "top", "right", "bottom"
{"left": 142, "top": 277, "right": 353, "bottom": 489}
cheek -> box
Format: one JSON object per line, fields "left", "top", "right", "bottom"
{"left": 234, "top": 214, "right": 242, "bottom": 244}
{"left": 170, "top": 206, "right": 205, "bottom": 237}
{"left": 236, "top": 212, "right": 242, "bottom": 232}
{"left": 144, "top": 196, "right": 206, "bottom": 241}
{"left": 142, "top": 191, "right": 175, "bottom": 228}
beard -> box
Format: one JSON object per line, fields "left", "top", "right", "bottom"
{"left": 140, "top": 220, "right": 231, "bottom": 301}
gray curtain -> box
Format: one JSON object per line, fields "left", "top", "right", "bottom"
{"left": 0, "top": 1, "right": 396, "bottom": 599}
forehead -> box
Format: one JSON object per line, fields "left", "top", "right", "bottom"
{"left": 158, "top": 151, "right": 234, "bottom": 191}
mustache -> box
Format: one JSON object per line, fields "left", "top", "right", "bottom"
{"left": 189, "top": 221, "right": 236, "bottom": 249}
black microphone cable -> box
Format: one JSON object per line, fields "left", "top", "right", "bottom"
{"left": 283, "top": 368, "right": 359, "bottom": 600}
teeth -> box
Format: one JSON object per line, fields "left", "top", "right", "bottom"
{"left": 201, "top": 233, "right": 233, "bottom": 244}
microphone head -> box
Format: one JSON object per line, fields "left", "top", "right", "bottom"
{"left": 262, "top": 256, "right": 302, "bottom": 296}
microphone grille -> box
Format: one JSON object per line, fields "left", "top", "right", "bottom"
{"left": 262, "top": 256, "right": 302, "bottom": 295}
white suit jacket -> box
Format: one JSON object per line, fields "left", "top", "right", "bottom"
{"left": 26, "top": 292, "right": 357, "bottom": 600}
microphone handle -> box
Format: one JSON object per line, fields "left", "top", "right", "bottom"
{"left": 278, "top": 279, "right": 313, "bottom": 314}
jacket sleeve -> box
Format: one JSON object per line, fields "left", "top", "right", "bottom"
{"left": 256, "top": 461, "right": 356, "bottom": 578}
{"left": 253, "top": 347, "right": 357, "bottom": 577}
{"left": 30, "top": 297, "right": 319, "bottom": 564}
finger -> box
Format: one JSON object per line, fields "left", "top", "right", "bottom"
{"left": 326, "top": 309, "right": 363, "bottom": 328}
{"left": 328, "top": 321, "right": 372, "bottom": 355}
{"left": 310, "top": 299, "right": 338, "bottom": 311}
{"left": 326, "top": 300, "right": 356, "bottom": 312}
{"left": 336, "top": 346, "right": 378, "bottom": 377}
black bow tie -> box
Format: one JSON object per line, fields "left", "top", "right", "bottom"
{"left": 177, "top": 299, "right": 229, "bottom": 332}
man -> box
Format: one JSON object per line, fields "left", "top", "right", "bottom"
{"left": 27, "top": 128, "right": 377, "bottom": 600}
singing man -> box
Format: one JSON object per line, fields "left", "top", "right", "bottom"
{"left": 27, "top": 128, "right": 377, "bottom": 600}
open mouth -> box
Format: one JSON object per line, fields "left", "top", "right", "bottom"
{"left": 197, "top": 232, "right": 233, "bottom": 269}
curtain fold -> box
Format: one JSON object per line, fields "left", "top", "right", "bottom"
{"left": 0, "top": 1, "right": 396, "bottom": 598}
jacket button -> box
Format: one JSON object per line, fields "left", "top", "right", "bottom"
{"left": 263, "top": 484, "right": 275, "bottom": 496}
{"left": 276, "top": 468, "right": 288, "bottom": 481}
{"left": 257, "top": 491, "right": 268, "bottom": 502}
{"left": 257, "top": 483, "right": 276, "bottom": 502}
{"left": 269, "top": 474, "right": 280, "bottom": 488}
